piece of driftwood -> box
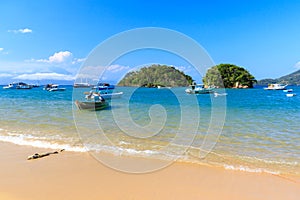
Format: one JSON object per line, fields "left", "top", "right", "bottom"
{"left": 27, "top": 149, "right": 65, "bottom": 160}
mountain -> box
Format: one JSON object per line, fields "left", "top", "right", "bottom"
{"left": 257, "top": 69, "right": 300, "bottom": 85}
{"left": 117, "top": 64, "right": 193, "bottom": 87}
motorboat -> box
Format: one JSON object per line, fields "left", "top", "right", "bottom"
{"left": 264, "top": 84, "right": 288, "bottom": 90}
{"left": 93, "top": 83, "right": 115, "bottom": 90}
{"left": 286, "top": 93, "right": 296, "bottom": 97}
{"left": 283, "top": 89, "right": 293, "bottom": 92}
{"left": 185, "top": 84, "right": 214, "bottom": 94}
{"left": 73, "top": 82, "right": 92, "bottom": 88}
{"left": 85, "top": 90, "right": 123, "bottom": 100}
{"left": 3, "top": 82, "right": 32, "bottom": 89}
{"left": 44, "top": 84, "right": 66, "bottom": 92}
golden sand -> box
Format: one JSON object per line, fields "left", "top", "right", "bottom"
{"left": 0, "top": 141, "right": 299, "bottom": 200}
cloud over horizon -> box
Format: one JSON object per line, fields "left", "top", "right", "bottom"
{"left": 13, "top": 72, "right": 75, "bottom": 81}
{"left": 28, "top": 51, "right": 85, "bottom": 65}
{"left": 8, "top": 28, "right": 33, "bottom": 34}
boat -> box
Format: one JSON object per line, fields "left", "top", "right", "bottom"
{"left": 85, "top": 90, "right": 123, "bottom": 100}
{"left": 286, "top": 93, "right": 296, "bottom": 97}
{"left": 3, "top": 82, "right": 32, "bottom": 89}
{"left": 283, "top": 89, "right": 293, "bottom": 92}
{"left": 44, "top": 84, "right": 66, "bottom": 92}
{"left": 157, "top": 86, "right": 172, "bottom": 89}
{"left": 185, "top": 84, "right": 214, "bottom": 94}
{"left": 93, "top": 83, "right": 115, "bottom": 90}
{"left": 73, "top": 82, "right": 92, "bottom": 88}
{"left": 264, "top": 83, "right": 288, "bottom": 90}
{"left": 75, "top": 97, "right": 109, "bottom": 111}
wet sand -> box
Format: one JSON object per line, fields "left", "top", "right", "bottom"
{"left": 0, "top": 141, "right": 299, "bottom": 200}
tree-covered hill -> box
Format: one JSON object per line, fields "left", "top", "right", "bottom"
{"left": 257, "top": 69, "right": 300, "bottom": 85}
{"left": 117, "top": 64, "right": 193, "bottom": 87}
{"left": 203, "top": 64, "right": 257, "bottom": 88}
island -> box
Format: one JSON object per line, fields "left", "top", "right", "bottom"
{"left": 117, "top": 64, "right": 194, "bottom": 87}
{"left": 203, "top": 64, "right": 257, "bottom": 88}
{"left": 257, "top": 69, "right": 300, "bottom": 85}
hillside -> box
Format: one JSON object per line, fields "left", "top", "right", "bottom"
{"left": 257, "top": 69, "right": 300, "bottom": 85}
{"left": 117, "top": 64, "right": 193, "bottom": 87}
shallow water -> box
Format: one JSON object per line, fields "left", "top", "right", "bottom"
{"left": 0, "top": 85, "right": 299, "bottom": 175}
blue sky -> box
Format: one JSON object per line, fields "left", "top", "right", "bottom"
{"left": 1, "top": 0, "right": 300, "bottom": 84}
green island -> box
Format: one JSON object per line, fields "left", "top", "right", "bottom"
{"left": 117, "top": 64, "right": 194, "bottom": 87}
{"left": 203, "top": 64, "right": 257, "bottom": 88}
{"left": 118, "top": 63, "right": 300, "bottom": 88}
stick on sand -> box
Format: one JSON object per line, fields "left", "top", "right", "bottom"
{"left": 27, "top": 149, "right": 65, "bottom": 160}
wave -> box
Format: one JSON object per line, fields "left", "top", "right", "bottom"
{"left": 0, "top": 134, "right": 87, "bottom": 152}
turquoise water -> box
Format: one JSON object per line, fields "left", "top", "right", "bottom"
{"left": 0, "top": 85, "right": 299, "bottom": 175}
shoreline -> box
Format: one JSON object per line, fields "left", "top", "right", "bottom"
{"left": 1, "top": 141, "right": 300, "bottom": 200}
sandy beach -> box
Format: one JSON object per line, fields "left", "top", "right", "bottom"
{"left": 0, "top": 141, "right": 299, "bottom": 200}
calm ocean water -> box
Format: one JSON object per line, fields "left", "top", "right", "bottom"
{"left": 0, "top": 85, "right": 299, "bottom": 175}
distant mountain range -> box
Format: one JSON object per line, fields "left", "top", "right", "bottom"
{"left": 257, "top": 69, "right": 300, "bottom": 85}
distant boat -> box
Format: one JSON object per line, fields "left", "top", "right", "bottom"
{"left": 286, "top": 93, "right": 296, "bottom": 97}
{"left": 264, "top": 84, "right": 288, "bottom": 90}
{"left": 283, "top": 89, "right": 293, "bottom": 92}
{"left": 93, "top": 83, "right": 115, "bottom": 90}
{"left": 73, "top": 82, "right": 92, "bottom": 88}
{"left": 157, "top": 86, "right": 172, "bottom": 89}
{"left": 75, "top": 99, "right": 109, "bottom": 111}
{"left": 185, "top": 84, "right": 214, "bottom": 94}
{"left": 44, "top": 84, "right": 66, "bottom": 92}
{"left": 3, "top": 82, "right": 32, "bottom": 89}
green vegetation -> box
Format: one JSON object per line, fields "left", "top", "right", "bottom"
{"left": 203, "top": 64, "right": 257, "bottom": 88}
{"left": 257, "top": 69, "right": 300, "bottom": 85}
{"left": 117, "top": 64, "right": 193, "bottom": 87}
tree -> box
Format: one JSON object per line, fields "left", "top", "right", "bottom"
{"left": 118, "top": 64, "right": 194, "bottom": 87}
{"left": 203, "top": 64, "right": 256, "bottom": 88}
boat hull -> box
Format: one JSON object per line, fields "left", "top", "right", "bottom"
{"left": 75, "top": 100, "right": 109, "bottom": 111}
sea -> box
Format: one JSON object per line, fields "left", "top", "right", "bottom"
{"left": 0, "top": 85, "right": 299, "bottom": 175}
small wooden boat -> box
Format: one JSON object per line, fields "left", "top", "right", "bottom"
{"left": 75, "top": 100, "right": 109, "bottom": 111}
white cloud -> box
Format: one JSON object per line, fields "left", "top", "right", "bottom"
{"left": 0, "top": 48, "right": 3, "bottom": 51}
{"left": 294, "top": 61, "right": 300, "bottom": 69}
{"left": 8, "top": 28, "right": 33, "bottom": 34}
{"left": 29, "top": 51, "right": 85, "bottom": 66}
{"left": 13, "top": 72, "right": 75, "bottom": 81}
{"left": 35, "top": 51, "right": 72, "bottom": 63}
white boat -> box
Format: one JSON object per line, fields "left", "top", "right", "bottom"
{"left": 283, "top": 89, "right": 293, "bottom": 92}
{"left": 93, "top": 83, "right": 115, "bottom": 90}
{"left": 157, "top": 86, "right": 172, "bottom": 89}
{"left": 73, "top": 82, "right": 92, "bottom": 88}
{"left": 85, "top": 91, "right": 123, "bottom": 100}
{"left": 3, "top": 82, "right": 32, "bottom": 89}
{"left": 264, "top": 83, "right": 288, "bottom": 90}
{"left": 44, "top": 84, "right": 66, "bottom": 92}
{"left": 286, "top": 93, "right": 296, "bottom": 97}
{"left": 185, "top": 84, "right": 214, "bottom": 94}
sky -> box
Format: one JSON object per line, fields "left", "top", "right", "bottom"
{"left": 1, "top": 0, "right": 300, "bottom": 84}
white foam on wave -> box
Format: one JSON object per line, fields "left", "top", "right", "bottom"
{"left": 0, "top": 134, "right": 87, "bottom": 152}
{"left": 224, "top": 164, "right": 280, "bottom": 175}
